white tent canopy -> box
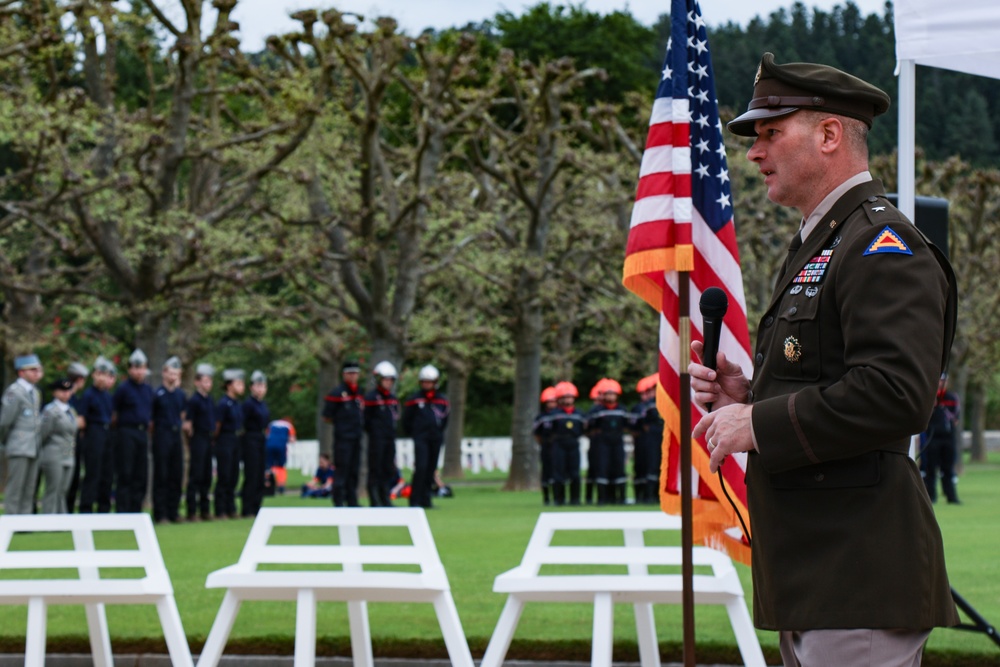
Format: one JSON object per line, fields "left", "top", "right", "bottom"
{"left": 894, "top": 0, "right": 1000, "bottom": 218}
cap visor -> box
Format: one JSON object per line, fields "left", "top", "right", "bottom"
{"left": 727, "top": 107, "right": 799, "bottom": 136}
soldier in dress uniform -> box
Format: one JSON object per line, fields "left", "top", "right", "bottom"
{"left": 152, "top": 356, "right": 186, "bottom": 524}
{"left": 214, "top": 369, "right": 245, "bottom": 519}
{"left": 322, "top": 360, "right": 365, "bottom": 507}
{"left": 532, "top": 386, "right": 558, "bottom": 505}
{"left": 38, "top": 377, "right": 78, "bottom": 513}
{"left": 629, "top": 374, "right": 663, "bottom": 505}
{"left": 241, "top": 370, "right": 270, "bottom": 517}
{"left": 690, "top": 53, "right": 959, "bottom": 666}
{"left": 183, "top": 363, "right": 215, "bottom": 521}
{"left": 364, "top": 361, "right": 400, "bottom": 507}
{"left": 77, "top": 356, "right": 117, "bottom": 513}
{"left": 0, "top": 354, "right": 44, "bottom": 515}
{"left": 64, "top": 361, "right": 89, "bottom": 512}
{"left": 402, "top": 365, "right": 449, "bottom": 509}
{"left": 548, "top": 381, "right": 586, "bottom": 506}
{"left": 112, "top": 349, "right": 154, "bottom": 513}
{"left": 585, "top": 379, "right": 628, "bottom": 505}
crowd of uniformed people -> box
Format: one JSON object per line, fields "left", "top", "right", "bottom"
{"left": 2, "top": 349, "right": 660, "bottom": 515}
{"left": 533, "top": 374, "right": 664, "bottom": 506}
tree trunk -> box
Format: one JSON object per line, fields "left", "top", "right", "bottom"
{"left": 969, "top": 382, "right": 987, "bottom": 464}
{"left": 134, "top": 311, "right": 170, "bottom": 374}
{"left": 505, "top": 298, "right": 542, "bottom": 491}
{"left": 442, "top": 360, "right": 468, "bottom": 479}
{"left": 316, "top": 358, "right": 338, "bottom": 458}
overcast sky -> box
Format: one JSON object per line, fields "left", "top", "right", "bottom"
{"left": 223, "top": 0, "right": 889, "bottom": 51}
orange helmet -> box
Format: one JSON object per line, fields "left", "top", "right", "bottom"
{"left": 602, "top": 379, "right": 622, "bottom": 396}
{"left": 554, "top": 381, "right": 578, "bottom": 398}
{"left": 590, "top": 379, "right": 607, "bottom": 400}
{"left": 540, "top": 386, "right": 558, "bottom": 403}
{"left": 636, "top": 374, "right": 658, "bottom": 394}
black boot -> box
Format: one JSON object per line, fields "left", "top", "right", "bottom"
{"left": 585, "top": 480, "right": 595, "bottom": 505}
{"left": 633, "top": 481, "right": 646, "bottom": 505}
{"left": 542, "top": 483, "right": 551, "bottom": 506}
{"left": 616, "top": 482, "right": 628, "bottom": 505}
{"left": 569, "top": 479, "right": 581, "bottom": 505}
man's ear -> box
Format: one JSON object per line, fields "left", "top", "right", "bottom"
{"left": 818, "top": 117, "right": 843, "bottom": 154}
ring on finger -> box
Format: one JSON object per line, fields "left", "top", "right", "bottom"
{"left": 708, "top": 437, "right": 716, "bottom": 451}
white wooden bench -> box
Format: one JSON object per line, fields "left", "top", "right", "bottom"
{"left": 197, "top": 507, "right": 474, "bottom": 667}
{"left": 0, "top": 513, "right": 193, "bottom": 667}
{"left": 481, "top": 511, "right": 765, "bottom": 667}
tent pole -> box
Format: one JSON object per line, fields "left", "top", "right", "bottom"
{"left": 897, "top": 59, "right": 917, "bottom": 221}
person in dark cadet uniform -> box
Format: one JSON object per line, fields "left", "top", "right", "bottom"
{"left": 112, "top": 349, "right": 154, "bottom": 513}
{"left": 548, "top": 381, "right": 585, "bottom": 506}
{"left": 151, "top": 356, "right": 186, "bottom": 524}
{"left": 920, "top": 373, "right": 961, "bottom": 505}
{"left": 585, "top": 379, "right": 629, "bottom": 505}
{"left": 322, "top": 360, "right": 365, "bottom": 507}
{"left": 364, "top": 361, "right": 400, "bottom": 507}
{"left": 214, "top": 369, "right": 245, "bottom": 519}
{"left": 241, "top": 370, "right": 270, "bottom": 517}
{"left": 402, "top": 365, "right": 449, "bottom": 509}
{"left": 532, "top": 386, "right": 558, "bottom": 506}
{"left": 183, "top": 363, "right": 215, "bottom": 522}
{"left": 689, "top": 53, "right": 958, "bottom": 666}
{"left": 629, "top": 374, "right": 663, "bottom": 505}
{"left": 64, "top": 361, "right": 89, "bottom": 513}
{"left": 76, "top": 356, "right": 117, "bottom": 513}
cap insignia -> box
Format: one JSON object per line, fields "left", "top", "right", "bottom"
{"left": 754, "top": 63, "right": 762, "bottom": 85}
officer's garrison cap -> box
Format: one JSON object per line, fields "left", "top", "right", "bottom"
{"left": 250, "top": 370, "right": 266, "bottom": 384}
{"left": 13, "top": 354, "right": 41, "bottom": 370}
{"left": 67, "top": 362, "right": 89, "bottom": 379}
{"left": 222, "top": 369, "right": 245, "bottom": 383}
{"left": 128, "top": 349, "right": 148, "bottom": 367}
{"left": 195, "top": 363, "right": 215, "bottom": 378}
{"left": 163, "top": 356, "right": 182, "bottom": 370}
{"left": 728, "top": 52, "right": 891, "bottom": 137}
{"left": 94, "top": 356, "right": 117, "bottom": 375}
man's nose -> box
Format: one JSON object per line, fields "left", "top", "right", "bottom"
{"left": 746, "top": 140, "right": 764, "bottom": 161}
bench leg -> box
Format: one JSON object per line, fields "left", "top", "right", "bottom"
{"left": 295, "top": 589, "right": 317, "bottom": 667}
{"left": 347, "top": 600, "right": 373, "bottom": 667}
{"left": 84, "top": 601, "right": 113, "bottom": 667}
{"left": 197, "top": 591, "right": 242, "bottom": 667}
{"left": 633, "top": 602, "right": 661, "bottom": 667}
{"left": 156, "top": 596, "right": 194, "bottom": 667}
{"left": 25, "top": 597, "right": 47, "bottom": 667}
{"left": 480, "top": 596, "right": 525, "bottom": 667}
{"left": 592, "top": 592, "right": 614, "bottom": 667}
{"left": 725, "top": 598, "right": 766, "bottom": 667}
{"left": 432, "top": 592, "right": 474, "bottom": 667}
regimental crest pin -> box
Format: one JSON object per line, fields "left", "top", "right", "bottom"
{"left": 864, "top": 226, "right": 913, "bottom": 256}
{"left": 783, "top": 336, "right": 802, "bottom": 363}
{"left": 806, "top": 286, "right": 819, "bottom": 298}
{"left": 790, "top": 285, "right": 803, "bottom": 295}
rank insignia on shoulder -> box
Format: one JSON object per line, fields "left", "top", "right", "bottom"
{"left": 863, "top": 226, "right": 912, "bottom": 256}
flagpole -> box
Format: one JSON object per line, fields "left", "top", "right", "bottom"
{"left": 677, "top": 270, "right": 696, "bottom": 667}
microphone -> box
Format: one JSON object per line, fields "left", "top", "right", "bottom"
{"left": 699, "top": 287, "right": 728, "bottom": 412}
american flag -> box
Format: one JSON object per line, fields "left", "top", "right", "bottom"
{"left": 622, "top": 0, "right": 752, "bottom": 565}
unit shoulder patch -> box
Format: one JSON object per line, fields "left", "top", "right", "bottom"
{"left": 863, "top": 226, "right": 912, "bottom": 256}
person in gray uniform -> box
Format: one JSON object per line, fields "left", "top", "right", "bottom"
{"left": 38, "top": 377, "right": 79, "bottom": 513}
{"left": 0, "top": 353, "right": 44, "bottom": 515}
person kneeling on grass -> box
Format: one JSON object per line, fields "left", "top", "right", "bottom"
{"left": 301, "top": 453, "right": 334, "bottom": 498}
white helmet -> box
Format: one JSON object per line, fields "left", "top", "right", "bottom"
{"left": 418, "top": 364, "right": 440, "bottom": 381}
{"left": 373, "top": 361, "right": 397, "bottom": 378}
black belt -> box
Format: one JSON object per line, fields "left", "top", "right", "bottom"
{"left": 119, "top": 423, "right": 147, "bottom": 431}
{"left": 220, "top": 430, "right": 245, "bottom": 437}
{"left": 155, "top": 424, "right": 181, "bottom": 432}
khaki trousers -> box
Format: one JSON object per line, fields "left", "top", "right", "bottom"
{"left": 780, "top": 629, "right": 931, "bottom": 667}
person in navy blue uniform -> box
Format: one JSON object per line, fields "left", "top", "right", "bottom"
{"left": 364, "top": 361, "right": 400, "bottom": 507}
{"left": 921, "top": 374, "right": 962, "bottom": 504}
{"left": 214, "top": 369, "right": 245, "bottom": 519}
{"left": 532, "top": 386, "right": 558, "bottom": 505}
{"left": 585, "top": 379, "right": 629, "bottom": 505}
{"left": 629, "top": 375, "right": 663, "bottom": 505}
{"left": 183, "top": 363, "right": 215, "bottom": 521}
{"left": 402, "top": 365, "right": 449, "bottom": 509}
{"left": 151, "top": 356, "right": 186, "bottom": 523}
{"left": 112, "top": 349, "right": 154, "bottom": 513}
{"left": 64, "top": 361, "right": 89, "bottom": 513}
{"left": 77, "top": 357, "right": 116, "bottom": 513}
{"left": 322, "top": 360, "right": 365, "bottom": 507}
{"left": 549, "top": 381, "right": 586, "bottom": 506}
{"left": 241, "top": 370, "right": 270, "bottom": 517}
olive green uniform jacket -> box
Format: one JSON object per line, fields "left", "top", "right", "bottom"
{"left": 748, "top": 180, "right": 960, "bottom": 631}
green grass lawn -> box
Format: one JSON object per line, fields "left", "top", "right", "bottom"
{"left": 0, "top": 459, "right": 998, "bottom": 666}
